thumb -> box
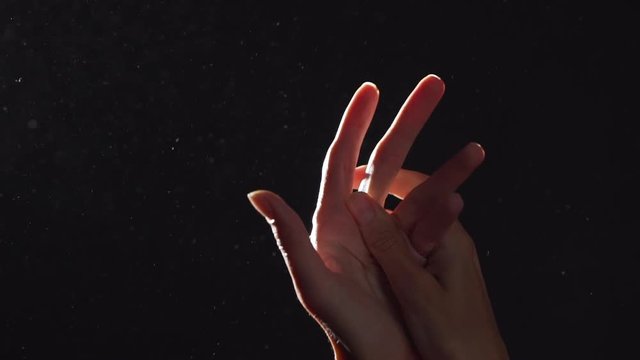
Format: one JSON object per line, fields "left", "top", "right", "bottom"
{"left": 346, "top": 192, "right": 441, "bottom": 300}
{"left": 247, "top": 190, "right": 329, "bottom": 308}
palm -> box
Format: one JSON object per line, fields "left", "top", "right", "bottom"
{"left": 316, "top": 200, "right": 397, "bottom": 300}
{"left": 310, "top": 198, "right": 414, "bottom": 356}
{"left": 315, "top": 201, "right": 368, "bottom": 266}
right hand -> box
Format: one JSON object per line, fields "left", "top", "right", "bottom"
{"left": 347, "top": 169, "right": 510, "bottom": 360}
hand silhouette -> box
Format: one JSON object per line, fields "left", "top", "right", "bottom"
{"left": 249, "top": 76, "right": 500, "bottom": 359}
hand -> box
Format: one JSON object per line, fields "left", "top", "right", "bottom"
{"left": 248, "top": 75, "right": 489, "bottom": 359}
{"left": 347, "top": 177, "right": 509, "bottom": 359}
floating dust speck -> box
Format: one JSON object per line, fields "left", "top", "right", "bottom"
{"left": 27, "top": 119, "right": 38, "bottom": 129}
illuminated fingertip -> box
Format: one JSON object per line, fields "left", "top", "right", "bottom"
{"left": 361, "top": 81, "right": 378, "bottom": 91}
{"left": 420, "top": 74, "right": 446, "bottom": 93}
{"left": 474, "top": 141, "right": 484, "bottom": 150}
{"left": 471, "top": 142, "right": 486, "bottom": 161}
{"left": 470, "top": 141, "right": 484, "bottom": 151}
{"left": 465, "top": 142, "right": 485, "bottom": 163}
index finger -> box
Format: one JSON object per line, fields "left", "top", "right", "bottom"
{"left": 317, "top": 83, "right": 379, "bottom": 211}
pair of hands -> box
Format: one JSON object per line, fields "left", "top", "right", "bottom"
{"left": 248, "top": 75, "right": 508, "bottom": 359}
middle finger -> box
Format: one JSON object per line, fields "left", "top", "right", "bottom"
{"left": 359, "top": 75, "right": 445, "bottom": 205}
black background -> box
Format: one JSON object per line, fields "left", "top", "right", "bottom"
{"left": 1, "top": 1, "right": 638, "bottom": 359}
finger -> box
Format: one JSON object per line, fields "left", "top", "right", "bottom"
{"left": 410, "top": 192, "right": 464, "bottom": 257}
{"left": 392, "top": 169, "right": 430, "bottom": 200}
{"left": 346, "top": 192, "right": 442, "bottom": 303}
{"left": 359, "top": 75, "right": 445, "bottom": 204}
{"left": 353, "top": 165, "right": 367, "bottom": 189}
{"left": 394, "top": 142, "right": 485, "bottom": 233}
{"left": 355, "top": 166, "right": 464, "bottom": 257}
{"left": 425, "top": 221, "right": 483, "bottom": 294}
{"left": 247, "top": 190, "right": 330, "bottom": 307}
{"left": 353, "top": 165, "right": 429, "bottom": 201}
{"left": 318, "top": 83, "right": 379, "bottom": 211}
{"left": 347, "top": 192, "right": 452, "bottom": 360}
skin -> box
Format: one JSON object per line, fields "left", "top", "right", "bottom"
{"left": 347, "top": 174, "right": 510, "bottom": 360}
{"left": 248, "top": 75, "right": 508, "bottom": 359}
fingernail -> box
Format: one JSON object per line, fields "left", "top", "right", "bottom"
{"left": 247, "top": 191, "right": 274, "bottom": 220}
{"left": 347, "top": 192, "right": 376, "bottom": 224}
